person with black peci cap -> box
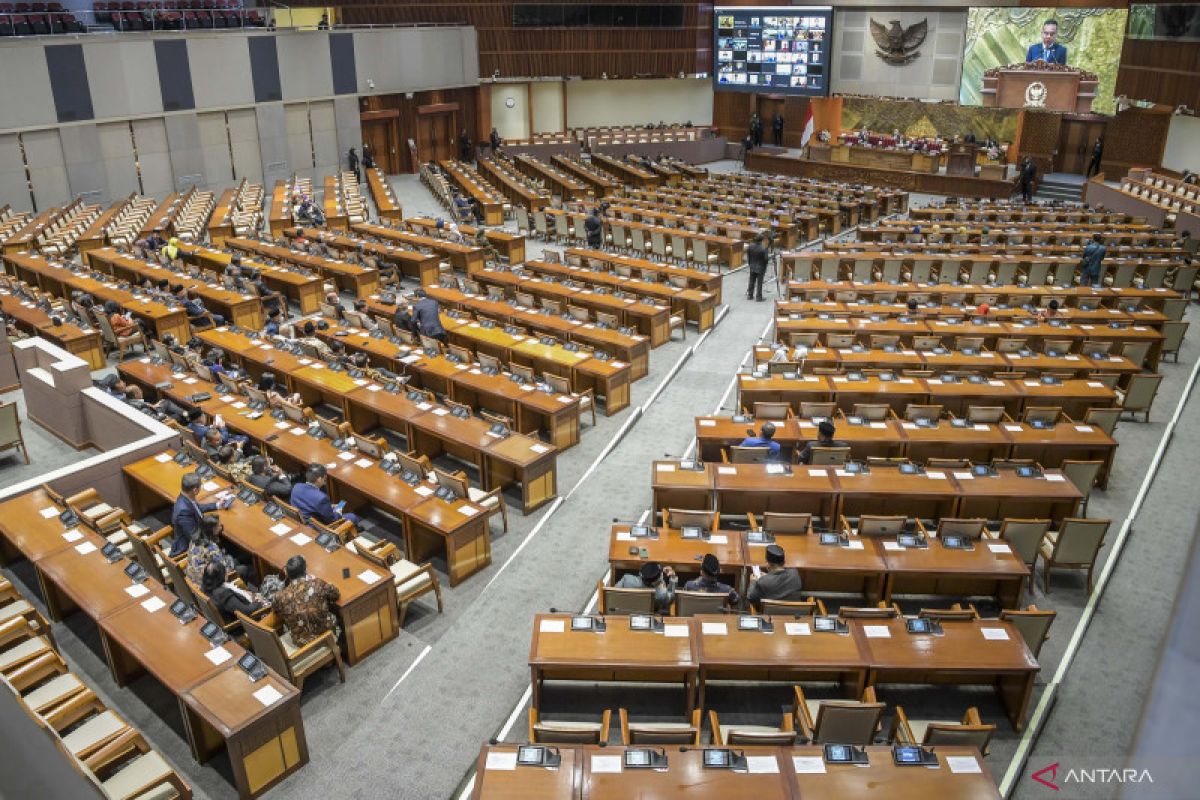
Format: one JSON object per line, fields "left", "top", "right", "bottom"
{"left": 796, "top": 420, "right": 848, "bottom": 465}
{"left": 747, "top": 544, "right": 803, "bottom": 608}
{"left": 614, "top": 561, "right": 677, "bottom": 614}
{"left": 684, "top": 554, "right": 739, "bottom": 606}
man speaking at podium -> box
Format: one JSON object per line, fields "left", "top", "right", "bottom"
{"left": 1026, "top": 19, "right": 1067, "bottom": 65}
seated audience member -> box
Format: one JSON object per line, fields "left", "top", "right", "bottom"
{"left": 171, "top": 472, "right": 228, "bottom": 557}
{"left": 204, "top": 347, "right": 232, "bottom": 377}
{"left": 176, "top": 285, "right": 224, "bottom": 327}
{"left": 747, "top": 544, "right": 803, "bottom": 607}
{"left": 246, "top": 455, "right": 294, "bottom": 500}
{"left": 97, "top": 374, "right": 144, "bottom": 402}
{"left": 683, "top": 554, "right": 739, "bottom": 605}
{"left": 201, "top": 562, "right": 265, "bottom": 622}
{"left": 469, "top": 197, "right": 485, "bottom": 225}
{"left": 187, "top": 408, "right": 249, "bottom": 448}
{"left": 184, "top": 514, "right": 253, "bottom": 587}
{"left": 162, "top": 237, "right": 181, "bottom": 262}
{"left": 412, "top": 288, "right": 448, "bottom": 343}
{"left": 323, "top": 290, "right": 345, "bottom": 319}
{"left": 615, "top": 562, "right": 677, "bottom": 614}
{"left": 296, "top": 321, "right": 334, "bottom": 359}
{"left": 291, "top": 464, "right": 360, "bottom": 527}
{"left": 797, "top": 421, "right": 847, "bottom": 464}
{"left": 263, "top": 308, "right": 284, "bottom": 337}
{"left": 272, "top": 555, "right": 341, "bottom": 644}
{"left": 257, "top": 371, "right": 300, "bottom": 408}
{"left": 1036, "top": 299, "right": 1061, "bottom": 322}
{"left": 103, "top": 300, "right": 140, "bottom": 338}
{"left": 393, "top": 302, "right": 418, "bottom": 336}
{"left": 215, "top": 444, "right": 253, "bottom": 483}
{"left": 739, "top": 422, "right": 781, "bottom": 459}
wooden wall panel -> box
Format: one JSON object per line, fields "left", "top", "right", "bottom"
{"left": 1101, "top": 107, "right": 1172, "bottom": 179}
{"left": 360, "top": 85, "right": 484, "bottom": 173}
{"left": 335, "top": 1, "right": 710, "bottom": 80}
{"left": 1117, "top": 39, "right": 1200, "bottom": 111}
{"left": 1016, "top": 109, "right": 1062, "bottom": 177}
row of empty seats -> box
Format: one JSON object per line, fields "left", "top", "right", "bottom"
{"left": 0, "top": 2, "right": 83, "bottom": 34}
{"left": 36, "top": 201, "right": 102, "bottom": 257}
{"left": 94, "top": 0, "right": 263, "bottom": 31}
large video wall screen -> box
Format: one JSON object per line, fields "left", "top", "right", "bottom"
{"left": 714, "top": 6, "right": 833, "bottom": 96}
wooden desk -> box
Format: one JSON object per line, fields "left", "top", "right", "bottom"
{"left": 407, "top": 217, "right": 526, "bottom": 265}
{"left": 476, "top": 156, "right": 551, "bottom": 209}
{"left": 177, "top": 243, "right": 324, "bottom": 314}
{"left": 350, "top": 221, "right": 486, "bottom": 275}
{"left": 514, "top": 154, "right": 589, "bottom": 200}
{"left": 529, "top": 613, "right": 698, "bottom": 712}
{"left": 608, "top": 524, "right": 746, "bottom": 588}
{"left": 590, "top": 152, "right": 663, "bottom": 188}
{"left": 86, "top": 247, "right": 264, "bottom": 330}
{"left": 552, "top": 154, "right": 619, "bottom": 196}
{"left": 5, "top": 250, "right": 191, "bottom": 344}
{"left": 227, "top": 235, "right": 379, "bottom": 298}
{"left": 439, "top": 161, "right": 508, "bottom": 225}
{"left": 565, "top": 247, "right": 724, "bottom": 305}
{"left": 627, "top": 185, "right": 820, "bottom": 244}
{"left": 860, "top": 617, "right": 1038, "bottom": 730}
{"left": 285, "top": 228, "right": 441, "bottom": 287}
{"left": 0, "top": 289, "right": 105, "bottom": 369}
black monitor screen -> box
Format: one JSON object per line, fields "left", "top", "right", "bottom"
{"left": 714, "top": 6, "right": 832, "bottom": 96}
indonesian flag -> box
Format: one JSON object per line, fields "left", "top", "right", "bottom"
{"left": 800, "top": 106, "right": 815, "bottom": 148}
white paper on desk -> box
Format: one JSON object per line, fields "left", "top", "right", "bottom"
{"left": 988, "top": 543, "right": 1011, "bottom": 554}
{"left": 947, "top": 755, "right": 983, "bottom": 774}
{"left": 357, "top": 569, "right": 383, "bottom": 585}
{"left": 530, "top": 443, "right": 551, "bottom": 454}
{"left": 698, "top": 419, "right": 717, "bottom": 427}
{"left": 270, "top": 523, "right": 291, "bottom": 536}
{"left": 205, "top": 646, "right": 232, "bottom": 666}
{"left": 1075, "top": 425, "right": 1094, "bottom": 433}
{"left": 863, "top": 625, "right": 892, "bottom": 638}
{"left": 415, "top": 485, "right": 434, "bottom": 497}
{"left": 182, "top": 377, "right": 198, "bottom": 385}
{"left": 254, "top": 685, "right": 283, "bottom": 707}
{"left": 793, "top": 756, "right": 826, "bottom": 774}
{"left": 808, "top": 468, "right": 827, "bottom": 477}
{"left": 785, "top": 622, "right": 811, "bottom": 636}
{"left": 989, "top": 380, "right": 1004, "bottom": 387}
{"left": 74, "top": 541, "right": 97, "bottom": 555}
{"left": 926, "top": 471, "right": 946, "bottom": 480}
{"left": 832, "top": 377, "right": 847, "bottom": 383}
{"left": 1024, "top": 381, "right": 1040, "bottom": 387}
{"left": 981, "top": 627, "right": 1010, "bottom": 641}
{"left": 202, "top": 480, "right": 220, "bottom": 493}
{"left": 869, "top": 422, "right": 887, "bottom": 429}
{"left": 141, "top": 596, "right": 166, "bottom": 613}
{"left": 337, "top": 451, "right": 355, "bottom": 461}
{"left": 846, "top": 539, "right": 865, "bottom": 550}
{"left": 290, "top": 426, "right": 307, "bottom": 436}
{"left": 62, "top": 529, "right": 84, "bottom": 542}
{"left": 656, "top": 464, "right": 676, "bottom": 472}
{"left": 883, "top": 541, "right": 903, "bottom": 551}
{"left": 351, "top": 458, "right": 372, "bottom": 469}
{"left": 432, "top": 408, "right": 450, "bottom": 417}
{"left": 901, "top": 422, "right": 917, "bottom": 430}
{"left": 121, "top": 581, "right": 151, "bottom": 598}
{"left": 539, "top": 619, "right": 565, "bottom": 633}
{"left": 717, "top": 466, "right": 737, "bottom": 475}
{"left": 367, "top": 384, "right": 382, "bottom": 392}
{"left": 616, "top": 530, "right": 633, "bottom": 542}
{"left": 746, "top": 756, "right": 780, "bottom": 774}
{"left": 458, "top": 504, "right": 479, "bottom": 516}
{"left": 591, "top": 755, "right": 622, "bottom": 773}
{"left": 40, "top": 506, "right": 61, "bottom": 518}
{"left": 289, "top": 532, "right": 312, "bottom": 546}
{"left": 1087, "top": 381, "right": 1104, "bottom": 388}
{"left": 485, "top": 751, "right": 518, "bottom": 771}
{"left": 709, "top": 534, "right": 729, "bottom": 544}
{"left": 972, "top": 424, "right": 990, "bottom": 432}
{"left": 401, "top": 355, "right": 421, "bottom": 364}
{"left": 1045, "top": 474, "right": 1066, "bottom": 482}
{"left": 663, "top": 624, "right": 689, "bottom": 638}
{"left": 309, "top": 363, "right": 324, "bottom": 371}
{"left": 1004, "top": 424, "right": 1023, "bottom": 432}
{"left": 898, "top": 378, "right": 915, "bottom": 384}
{"left": 835, "top": 470, "right": 855, "bottom": 478}
{"left": 953, "top": 472, "right": 974, "bottom": 481}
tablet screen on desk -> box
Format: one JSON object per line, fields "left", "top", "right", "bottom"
{"left": 703, "top": 749, "right": 732, "bottom": 768}
{"left": 629, "top": 615, "right": 653, "bottom": 631}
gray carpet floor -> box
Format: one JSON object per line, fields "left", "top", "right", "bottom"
{"left": 1, "top": 159, "right": 1197, "bottom": 799}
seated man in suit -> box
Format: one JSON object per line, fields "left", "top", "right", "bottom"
{"left": 739, "top": 422, "right": 781, "bottom": 459}
{"left": 246, "top": 455, "right": 294, "bottom": 500}
{"left": 747, "top": 544, "right": 804, "bottom": 608}
{"left": 797, "top": 421, "right": 848, "bottom": 464}
{"left": 615, "top": 562, "right": 677, "bottom": 614}
{"left": 684, "top": 554, "right": 739, "bottom": 606}
{"left": 170, "top": 472, "right": 231, "bottom": 557}
{"left": 1026, "top": 19, "right": 1067, "bottom": 64}
{"left": 291, "top": 463, "right": 360, "bottom": 528}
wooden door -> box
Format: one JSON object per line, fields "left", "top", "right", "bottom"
{"left": 417, "top": 112, "right": 457, "bottom": 164}
{"left": 1054, "top": 119, "right": 1106, "bottom": 174}
{"left": 361, "top": 119, "right": 397, "bottom": 174}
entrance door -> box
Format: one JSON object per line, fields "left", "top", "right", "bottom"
{"left": 361, "top": 119, "right": 397, "bottom": 174}
{"left": 417, "top": 112, "right": 457, "bottom": 164}
{"left": 1055, "top": 118, "right": 1106, "bottom": 174}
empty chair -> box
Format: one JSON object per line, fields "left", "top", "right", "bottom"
{"left": 1118, "top": 340, "right": 1152, "bottom": 370}
{"left": 799, "top": 401, "right": 836, "bottom": 419}
{"left": 903, "top": 404, "right": 943, "bottom": 423}
{"left": 355, "top": 542, "right": 444, "bottom": 627}
{"left": 998, "top": 518, "right": 1051, "bottom": 570}
{"left": 933, "top": 518, "right": 988, "bottom": 541}
{"left": 1061, "top": 460, "right": 1103, "bottom": 516}
{"left": 1023, "top": 406, "right": 1062, "bottom": 426}
{"left": 890, "top": 706, "right": 995, "bottom": 754}
{"left": 966, "top": 405, "right": 1006, "bottom": 424}
{"left": 665, "top": 508, "right": 718, "bottom": 530}
{"left": 726, "top": 446, "right": 768, "bottom": 464}
{"left": 794, "top": 685, "right": 885, "bottom": 745}
{"left": 759, "top": 597, "right": 823, "bottom": 616}
{"left": 839, "top": 604, "right": 899, "bottom": 619}
{"left": 851, "top": 403, "right": 890, "bottom": 421}
{"left": 999, "top": 605, "right": 1056, "bottom": 659}
{"left": 752, "top": 511, "right": 813, "bottom": 535}
{"left": 855, "top": 515, "right": 908, "bottom": 537}
{"left": 1040, "top": 518, "right": 1111, "bottom": 594}
{"left": 753, "top": 401, "right": 793, "bottom": 420}
{"left": 1083, "top": 406, "right": 1121, "bottom": 437}
{"left": 1160, "top": 320, "right": 1188, "bottom": 363}
{"left": 708, "top": 708, "right": 797, "bottom": 746}
{"left": 528, "top": 708, "right": 611, "bottom": 745}
{"left": 619, "top": 708, "right": 702, "bottom": 745}
{"left": 1116, "top": 373, "right": 1163, "bottom": 422}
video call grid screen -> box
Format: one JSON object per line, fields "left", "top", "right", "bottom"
{"left": 714, "top": 6, "right": 833, "bottom": 96}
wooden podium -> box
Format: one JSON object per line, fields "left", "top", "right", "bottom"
{"left": 946, "top": 143, "right": 977, "bottom": 177}
{"left": 981, "top": 67, "right": 1097, "bottom": 114}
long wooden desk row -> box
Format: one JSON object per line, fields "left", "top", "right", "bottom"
{"left": 651, "top": 459, "right": 1083, "bottom": 526}
{"left": 366, "top": 167, "right": 403, "bottom": 223}
{"left": 706, "top": 172, "right": 909, "bottom": 217}
{"left": 529, "top": 612, "right": 1039, "bottom": 729}
{"left": 696, "top": 414, "right": 1117, "bottom": 485}
{"left": 346, "top": 222, "right": 487, "bottom": 275}
{"left": 860, "top": 224, "right": 1175, "bottom": 248}
{"left": 775, "top": 298, "right": 1171, "bottom": 328}
{"left": 476, "top": 156, "right": 551, "bottom": 209}
{"left": 543, "top": 207, "right": 745, "bottom": 269}
{"left": 825, "top": 238, "right": 1184, "bottom": 262}
{"left": 771, "top": 315, "right": 1165, "bottom": 371}
{"left": 437, "top": 160, "right": 507, "bottom": 225}
{"left": 366, "top": 287, "right": 644, "bottom": 397}
{"left": 694, "top": 179, "right": 880, "bottom": 232}
{"left": 589, "top": 152, "right": 661, "bottom": 188}
{"left": 607, "top": 523, "right": 1030, "bottom": 609}
{"left": 551, "top": 154, "right": 620, "bottom": 196}
{"left": 602, "top": 196, "right": 804, "bottom": 250}
{"left": 784, "top": 279, "right": 1185, "bottom": 311}
{"left": 85, "top": 246, "right": 265, "bottom": 330}
{"left": 738, "top": 372, "right": 1117, "bottom": 422}
{"left": 565, "top": 246, "right": 724, "bottom": 302}
{"left": 520, "top": 258, "right": 718, "bottom": 332}
{"left": 224, "top": 235, "right": 380, "bottom": 298}
{"left": 912, "top": 206, "right": 1140, "bottom": 224}
{"left": 471, "top": 266, "right": 675, "bottom": 347}
{"left": 4, "top": 251, "right": 192, "bottom": 345}
{"left": 0, "top": 487, "right": 307, "bottom": 799}
{"left": 473, "top": 743, "right": 1001, "bottom": 800}
{"left": 274, "top": 228, "right": 442, "bottom": 287}
{"left": 121, "top": 339, "right": 561, "bottom": 519}
{"left": 512, "top": 154, "right": 589, "bottom": 200}
{"left": 308, "top": 317, "right": 584, "bottom": 450}
{"left": 625, "top": 183, "right": 824, "bottom": 242}
{"left": 405, "top": 217, "right": 527, "bottom": 265}
{"left": 177, "top": 241, "right": 325, "bottom": 314}
{"left": 0, "top": 286, "right": 105, "bottom": 369}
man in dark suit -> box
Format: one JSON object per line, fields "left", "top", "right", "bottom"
{"left": 1026, "top": 19, "right": 1067, "bottom": 65}
{"left": 772, "top": 113, "right": 784, "bottom": 147}
{"left": 291, "top": 464, "right": 360, "bottom": 527}
{"left": 246, "top": 455, "right": 294, "bottom": 500}
{"left": 1019, "top": 158, "right": 1037, "bottom": 203}
{"left": 746, "top": 233, "right": 769, "bottom": 302}
{"left": 170, "top": 472, "right": 227, "bottom": 557}
{"left": 584, "top": 209, "right": 604, "bottom": 249}
{"left": 412, "top": 288, "right": 447, "bottom": 343}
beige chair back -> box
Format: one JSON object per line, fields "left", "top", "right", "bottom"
{"left": 127, "top": 528, "right": 166, "bottom": 585}
{"left": 999, "top": 518, "right": 1050, "bottom": 567}
{"left": 727, "top": 728, "right": 798, "bottom": 746}
{"left": 625, "top": 722, "right": 698, "bottom": 745}
{"left": 922, "top": 722, "right": 995, "bottom": 752}
{"left": 0, "top": 403, "right": 23, "bottom": 454}
{"left": 532, "top": 723, "right": 605, "bottom": 745}
{"left": 674, "top": 591, "right": 727, "bottom": 617}
{"left": 1061, "top": 460, "right": 1102, "bottom": 499}
{"left": 1000, "top": 607, "right": 1056, "bottom": 659}
{"left": 753, "top": 402, "right": 792, "bottom": 420}
{"left": 761, "top": 512, "right": 812, "bottom": 534}
{"left": 858, "top": 515, "right": 907, "bottom": 537}
{"left": 936, "top": 518, "right": 987, "bottom": 540}
{"left": 966, "top": 405, "right": 1005, "bottom": 424}
{"left": 799, "top": 401, "right": 834, "bottom": 419}
{"left": 760, "top": 598, "right": 819, "bottom": 616}
{"left": 666, "top": 508, "right": 716, "bottom": 530}
{"left": 237, "top": 613, "right": 291, "bottom": 679}
{"left": 812, "top": 702, "right": 885, "bottom": 745}
{"left": 1023, "top": 406, "right": 1061, "bottom": 425}
{"left": 602, "top": 585, "right": 655, "bottom": 615}
{"left": 729, "top": 446, "right": 768, "bottom": 464}
{"left": 809, "top": 446, "right": 850, "bottom": 466}
{"left": 852, "top": 403, "right": 889, "bottom": 421}
{"left": 161, "top": 557, "right": 198, "bottom": 606}
{"left": 1123, "top": 373, "right": 1163, "bottom": 415}
{"left": 1050, "top": 518, "right": 1110, "bottom": 564}
{"left": 904, "top": 404, "right": 943, "bottom": 422}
